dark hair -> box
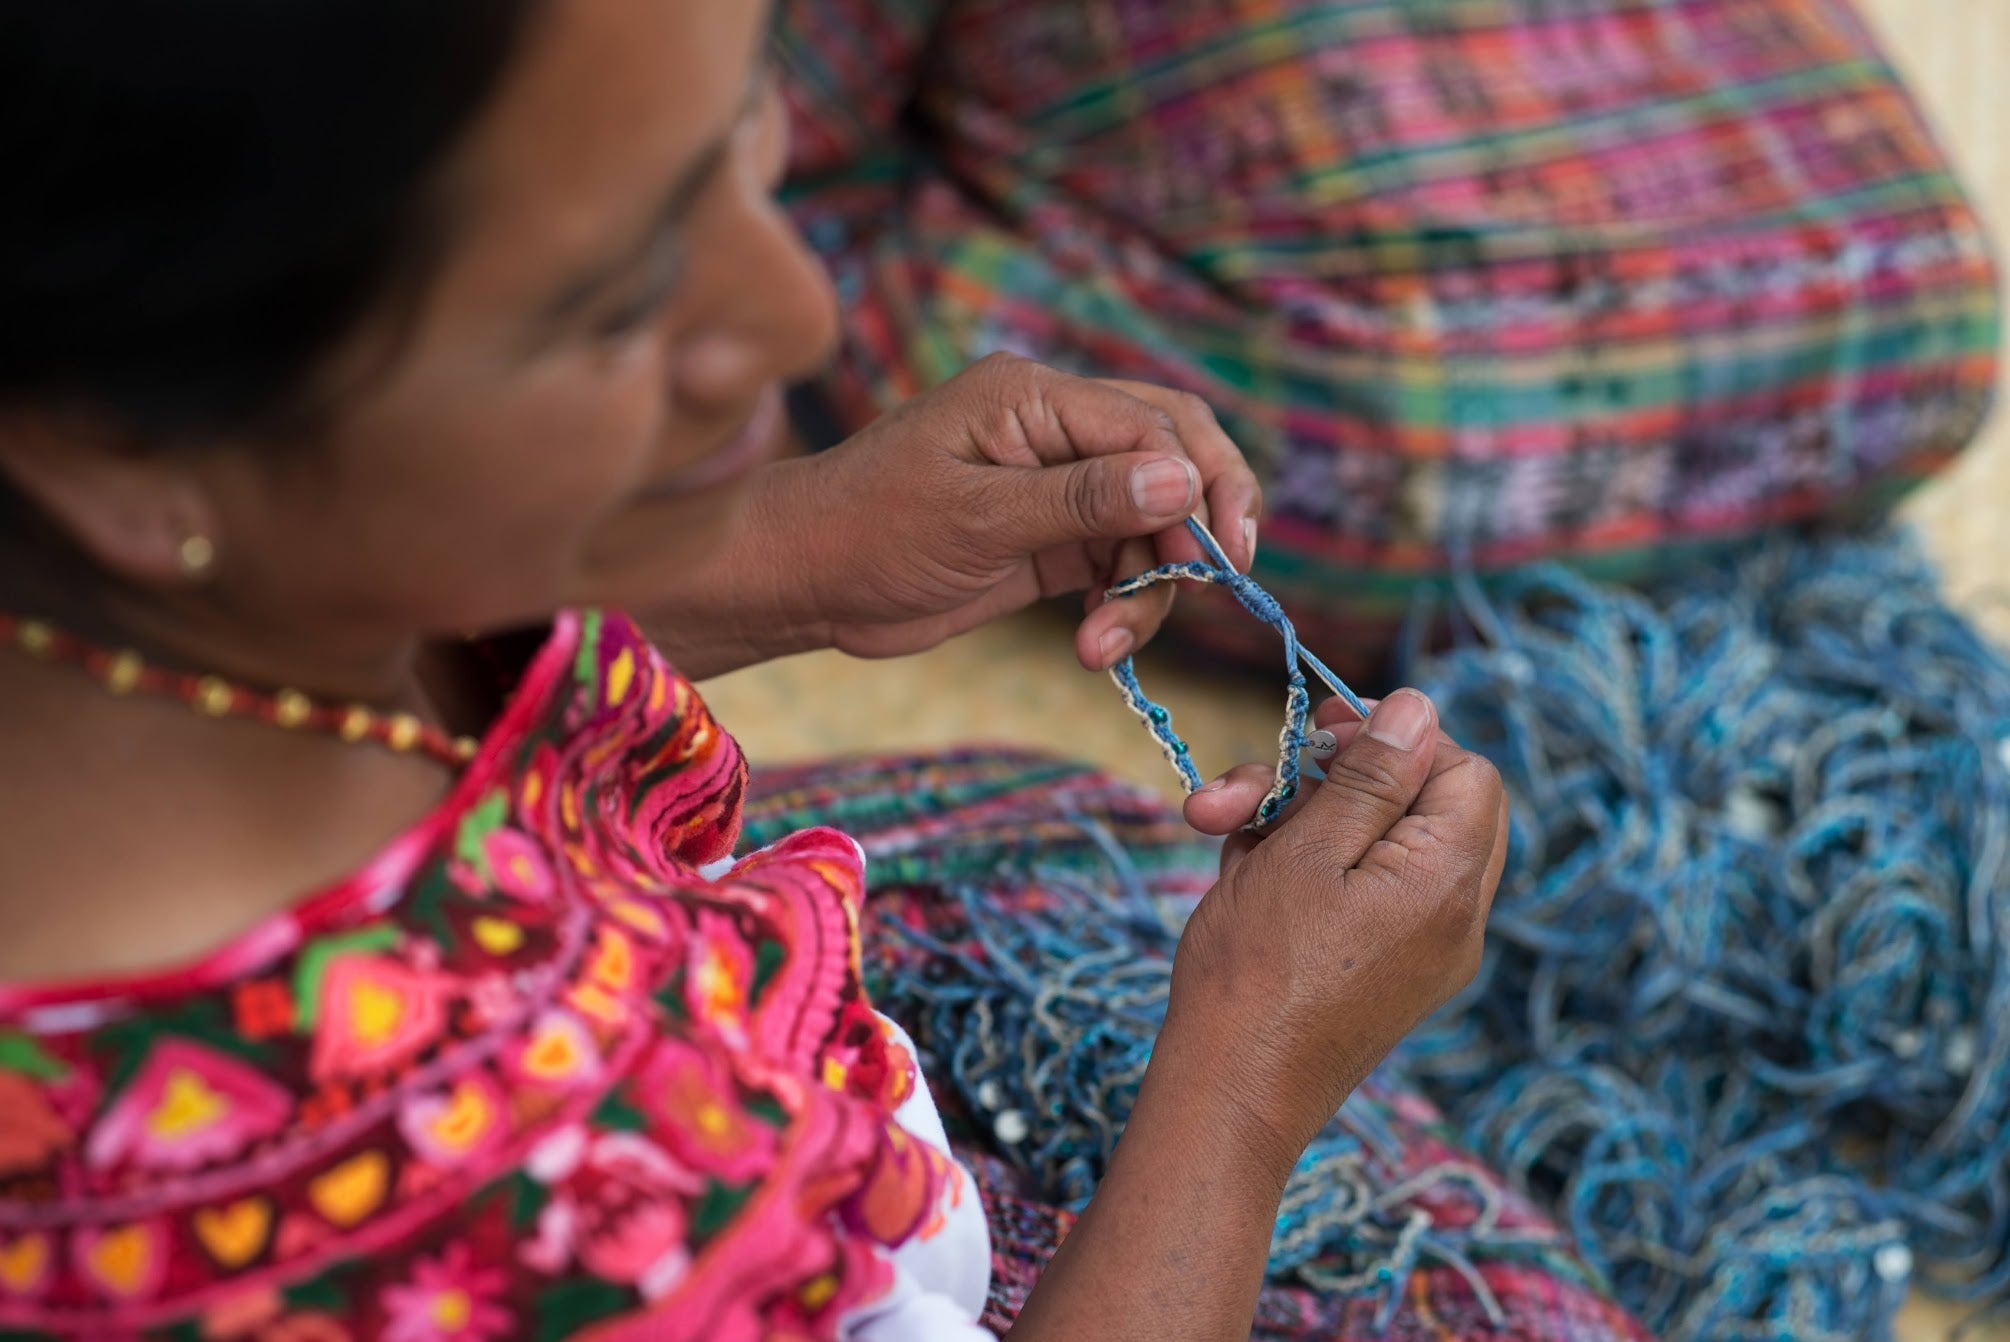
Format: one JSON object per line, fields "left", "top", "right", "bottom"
{"left": 0, "top": 0, "right": 544, "bottom": 439}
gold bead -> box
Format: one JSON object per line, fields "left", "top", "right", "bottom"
{"left": 193, "top": 676, "right": 234, "bottom": 716}
{"left": 453, "top": 736, "right": 480, "bottom": 763}
{"left": 386, "top": 714, "right": 422, "bottom": 753}
{"left": 17, "top": 621, "right": 53, "bottom": 657}
{"left": 339, "top": 706, "right": 373, "bottom": 744}
{"left": 104, "top": 651, "right": 143, "bottom": 695}
{"left": 273, "top": 690, "right": 313, "bottom": 729}
{"left": 177, "top": 535, "right": 217, "bottom": 580}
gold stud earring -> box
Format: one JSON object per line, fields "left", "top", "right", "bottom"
{"left": 177, "top": 534, "right": 217, "bottom": 580}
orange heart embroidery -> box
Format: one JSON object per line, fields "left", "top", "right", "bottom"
{"left": 308, "top": 1151, "right": 389, "bottom": 1228}
{"left": 0, "top": 1233, "right": 50, "bottom": 1296}
{"left": 193, "top": 1197, "right": 272, "bottom": 1268}
{"left": 79, "top": 1222, "right": 164, "bottom": 1300}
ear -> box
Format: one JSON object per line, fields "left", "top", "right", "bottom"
{"left": 0, "top": 410, "right": 223, "bottom": 590}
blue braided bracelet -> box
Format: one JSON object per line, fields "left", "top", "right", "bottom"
{"left": 1105, "top": 518, "right": 1372, "bottom": 830}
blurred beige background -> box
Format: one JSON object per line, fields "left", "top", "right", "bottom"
{"left": 708, "top": 3, "right": 2008, "bottom": 1336}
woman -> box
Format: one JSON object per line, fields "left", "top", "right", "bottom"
{"left": 0, "top": 2, "right": 1555, "bottom": 1338}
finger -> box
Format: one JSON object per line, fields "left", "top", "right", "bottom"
{"left": 982, "top": 449, "right": 1200, "bottom": 560}
{"left": 1099, "top": 380, "right": 1263, "bottom": 571}
{"left": 972, "top": 357, "right": 1200, "bottom": 475}
{"left": 1075, "top": 534, "right": 1175, "bottom": 670}
{"left": 1484, "top": 787, "right": 1511, "bottom": 894}
{"left": 1354, "top": 747, "right": 1508, "bottom": 916}
{"left": 1182, "top": 763, "right": 1283, "bottom": 835}
{"left": 1290, "top": 689, "right": 1442, "bottom": 868}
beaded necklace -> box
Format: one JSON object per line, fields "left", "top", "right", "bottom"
{"left": 0, "top": 612, "right": 479, "bottom": 770}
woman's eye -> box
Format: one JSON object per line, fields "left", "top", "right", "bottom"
{"left": 595, "top": 284, "right": 675, "bottom": 339}
{"left": 593, "top": 252, "right": 685, "bottom": 340}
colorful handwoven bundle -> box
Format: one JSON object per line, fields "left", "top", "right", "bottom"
{"left": 778, "top": 0, "right": 2000, "bottom": 680}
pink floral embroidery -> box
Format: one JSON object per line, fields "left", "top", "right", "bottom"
{"left": 379, "top": 1242, "right": 511, "bottom": 1342}
{"left": 86, "top": 1038, "right": 291, "bottom": 1174}
{"left": 506, "top": 1009, "right": 603, "bottom": 1092}
{"left": 483, "top": 830, "right": 555, "bottom": 905}
{"left": 634, "top": 1039, "right": 776, "bottom": 1182}
{"left": 398, "top": 1074, "right": 508, "bottom": 1167}
{"left": 685, "top": 912, "right": 755, "bottom": 1042}
{"left": 523, "top": 1133, "right": 700, "bottom": 1297}
{"left": 308, "top": 955, "right": 451, "bottom": 1085}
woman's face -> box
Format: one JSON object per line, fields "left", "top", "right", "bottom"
{"left": 192, "top": 0, "right": 837, "bottom": 643}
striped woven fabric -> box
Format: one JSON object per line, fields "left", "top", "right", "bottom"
{"left": 777, "top": 0, "right": 2000, "bottom": 678}
{"left": 740, "top": 747, "right": 1658, "bottom": 1341}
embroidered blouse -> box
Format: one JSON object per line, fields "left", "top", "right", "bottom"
{"left": 0, "top": 610, "right": 992, "bottom": 1341}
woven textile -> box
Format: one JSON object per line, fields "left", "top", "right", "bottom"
{"left": 740, "top": 749, "right": 1656, "bottom": 1340}
{"left": 778, "top": 0, "right": 2000, "bottom": 678}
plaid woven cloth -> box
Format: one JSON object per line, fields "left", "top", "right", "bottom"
{"left": 740, "top": 748, "right": 1657, "bottom": 1340}
{"left": 778, "top": 0, "right": 2000, "bottom": 678}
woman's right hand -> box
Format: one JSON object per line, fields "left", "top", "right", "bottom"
{"left": 1166, "top": 689, "right": 1510, "bottom": 1169}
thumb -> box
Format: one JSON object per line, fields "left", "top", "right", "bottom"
{"left": 990, "top": 452, "right": 1197, "bottom": 552}
{"left": 1287, "top": 690, "right": 1441, "bottom": 869}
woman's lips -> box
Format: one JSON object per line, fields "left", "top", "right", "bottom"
{"left": 641, "top": 387, "right": 785, "bottom": 499}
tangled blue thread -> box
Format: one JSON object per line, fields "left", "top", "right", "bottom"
{"left": 1401, "top": 528, "right": 2010, "bottom": 1341}
{"left": 1107, "top": 518, "right": 1371, "bottom": 829}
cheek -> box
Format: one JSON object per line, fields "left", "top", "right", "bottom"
{"left": 269, "top": 348, "right": 683, "bottom": 626}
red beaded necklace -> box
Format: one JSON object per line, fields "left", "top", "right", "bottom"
{"left": 0, "top": 613, "right": 479, "bottom": 770}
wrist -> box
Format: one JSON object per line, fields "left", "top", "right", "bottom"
{"left": 1141, "top": 1004, "right": 1319, "bottom": 1190}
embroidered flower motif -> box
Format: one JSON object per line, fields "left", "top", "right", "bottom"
{"left": 684, "top": 913, "right": 754, "bottom": 1039}
{"left": 379, "top": 1242, "right": 511, "bottom": 1342}
{"left": 482, "top": 830, "right": 555, "bottom": 905}
{"left": 560, "top": 911, "right": 642, "bottom": 1032}
{"left": 507, "top": 1009, "right": 603, "bottom": 1091}
{"left": 0, "top": 1073, "right": 73, "bottom": 1176}
{"left": 521, "top": 1133, "right": 699, "bottom": 1296}
{"left": 307, "top": 955, "right": 451, "bottom": 1085}
{"left": 398, "top": 1074, "right": 508, "bottom": 1167}
{"left": 634, "top": 1039, "right": 775, "bottom": 1182}
{"left": 86, "top": 1039, "right": 291, "bottom": 1174}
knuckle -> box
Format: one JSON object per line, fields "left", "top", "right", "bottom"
{"left": 1321, "top": 745, "right": 1415, "bottom": 809}
{"left": 1168, "top": 390, "right": 1217, "bottom": 426}
{"left": 1069, "top": 463, "right": 1124, "bottom": 532}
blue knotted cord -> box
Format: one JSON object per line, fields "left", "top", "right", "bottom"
{"left": 1106, "top": 517, "right": 1371, "bottom": 829}
{"left": 1398, "top": 528, "right": 2010, "bottom": 1341}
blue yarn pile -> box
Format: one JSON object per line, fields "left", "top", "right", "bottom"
{"left": 1401, "top": 528, "right": 2010, "bottom": 1340}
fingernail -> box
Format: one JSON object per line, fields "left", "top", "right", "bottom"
{"left": 1196, "top": 775, "right": 1229, "bottom": 794}
{"left": 1130, "top": 457, "right": 1197, "bottom": 518}
{"left": 1098, "top": 628, "right": 1134, "bottom": 667}
{"left": 1365, "top": 690, "right": 1432, "bottom": 751}
{"left": 1242, "top": 517, "right": 1258, "bottom": 567}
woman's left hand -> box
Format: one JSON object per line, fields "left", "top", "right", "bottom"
{"left": 661, "top": 355, "right": 1261, "bottom": 678}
